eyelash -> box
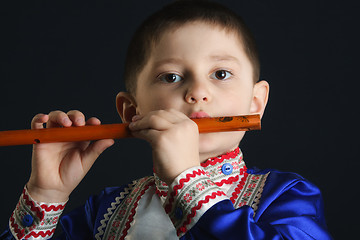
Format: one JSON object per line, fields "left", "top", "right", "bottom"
{"left": 157, "top": 69, "right": 233, "bottom": 83}
{"left": 158, "top": 73, "right": 183, "bottom": 83}
{"left": 210, "top": 69, "right": 233, "bottom": 81}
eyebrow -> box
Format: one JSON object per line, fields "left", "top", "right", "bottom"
{"left": 153, "top": 58, "right": 183, "bottom": 67}
{"left": 208, "top": 54, "right": 240, "bottom": 63}
{"left": 153, "top": 55, "right": 240, "bottom": 66}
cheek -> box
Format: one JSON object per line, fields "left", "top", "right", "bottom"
{"left": 136, "top": 90, "right": 181, "bottom": 114}
{"left": 218, "top": 89, "right": 253, "bottom": 115}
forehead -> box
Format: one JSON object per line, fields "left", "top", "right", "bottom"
{"left": 148, "top": 21, "right": 248, "bottom": 70}
{"left": 149, "top": 21, "right": 247, "bottom": 64}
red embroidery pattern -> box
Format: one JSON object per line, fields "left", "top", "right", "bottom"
{"left": 40, "top": 204, "right": 66, "bottom": 212}
{"left": 214, "top": 174, "right": 240, "bottom": 187}
{"left": 155, "top": 147, "right": 244, "bottom": 202}
{"left": 202, "top": 149, "right": 245, "bottom": 188}
{"left": 26, "top": 229, "right": 56, "bottom": 238}
{"left": 102, "top": 177, "right": 154, "bottom": 240}
{"left": 121, "top": 180, "right": 153, "bottom": 239}
{"left": 22, "top": 188, "right": 44, "bottom": 220}
{"left": 9, "top": 214, "right": 24, "bottom": 240}
{"left": 162, "top": 148, "right": 270, "bottom": 237}
{"left": 201, "top": 148, "right": 240, "bottom": 168}
{"left": 165, "top": 169, "right": 206, "bottom": 213}
{"left": 9, "top": 186, "right": 66, "bottom": 240}
{"left": 176, "top": 190, "right": 226, "bottom": 236}
{"left": 162, "top": 167, "right": 230, "bottom": 237}
{"left": 100, "top": 148, "right": 265, "bottom": 239}
{"left": 95, "top": 181, "right": 137, "bottom": 240}
{"left": 154, "top": 174, "right": 168, "bottom": 198}
{"left": 233, "top": 172, "right": 269, "bottom": 210}
{"left": 196, "top": 182, "right": 205, "bottom": 191}
{"left": 155, "top": 188, "right": 167, "bottom": 197}
{"left": 152, "top": 147, "right": 249, "bottom": 237}
{"left": 230, "top": 168, "right": 249, "bottom": 203}
{"left": 10, "top": 188, "right": 45, "bottom": 239}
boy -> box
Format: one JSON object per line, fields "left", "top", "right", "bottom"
{"left": 2, "top": 0, "right": 331, "bottom": 239}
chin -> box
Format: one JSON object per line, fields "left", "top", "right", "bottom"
{"left": 198, "top": 131, "right": 244, "bottom": 160}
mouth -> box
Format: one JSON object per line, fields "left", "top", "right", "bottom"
{"left": 189, "top": 111, "right": 210, "bottom": 119}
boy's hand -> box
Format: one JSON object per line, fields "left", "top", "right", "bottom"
{"left": 27, "top": 110, "right": 114, "bottom": 203}
{"left": 129, "top": 109, "right": 200, "bottom": 185}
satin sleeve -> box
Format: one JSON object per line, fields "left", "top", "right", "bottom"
{"left": 56, "top": 186, "right": 127, "bottom": 239}
{"left": 183, "top": 170, "right": 332, "bottom": 240}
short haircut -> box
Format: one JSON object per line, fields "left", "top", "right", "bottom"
{"left": 124, "top": 0, "right": 260, "bottom": 94}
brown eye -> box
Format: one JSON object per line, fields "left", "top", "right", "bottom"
{"left": 159, "top": 73, "right": 183, "bottom": 83}
{"left": 211, "top": 70, "right": 232, "bottom": 80}
{"left": 216, "top": 70, "right": 226, "bottom": 79}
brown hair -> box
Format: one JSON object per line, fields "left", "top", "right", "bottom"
{"left": 124, "top": 0, "right": 260, "bottom": 94}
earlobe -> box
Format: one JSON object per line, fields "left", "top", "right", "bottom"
{"left": 250, "top": 80, "right": 270, "bottom": 118}
{"left": 116, "top": 92, "right": 138, "bottom": 123}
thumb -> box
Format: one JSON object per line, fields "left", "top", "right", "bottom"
{"left": 81, "top": 139, "right": 114, "bottom": 172}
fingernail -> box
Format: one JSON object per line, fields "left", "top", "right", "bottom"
{"left": 75, "top": 118, "right": 84, "bottom": 125}
{"left": 132, "top": 115, "right": 140, "bottom": 122}
{"left": 63, "top": 118, "right": 72, "bottom": 125}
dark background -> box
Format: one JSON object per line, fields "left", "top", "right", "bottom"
{"left": 0, "top": 0, "right": 358, "bottom": 238}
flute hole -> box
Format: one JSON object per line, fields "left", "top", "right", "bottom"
{"left": 33, "top": 139, "right": 40, "bottom": 144}
{"left": 218, "top": 117, "right": 233, "bottom": 123}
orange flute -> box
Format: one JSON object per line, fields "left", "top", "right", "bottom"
{"left": 0, "top": 114, "right": 260, "bottom": 147}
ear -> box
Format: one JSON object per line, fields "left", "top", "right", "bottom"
{"left": 116, "top": 92, "right": 138, "bottom": 123}
{"left": 250, "top": 80, "right": 269, "bottom": 118}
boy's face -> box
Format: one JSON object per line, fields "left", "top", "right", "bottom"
{"left": 124, "top": 21, "right": 268, "bottom": 160}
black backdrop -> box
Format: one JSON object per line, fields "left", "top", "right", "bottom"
{"left": 0, "top": 0, "right": 359, "bottom": 238}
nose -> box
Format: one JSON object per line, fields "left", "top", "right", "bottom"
{"left": 184, "top": 80, "right": 211, "bottom": 104}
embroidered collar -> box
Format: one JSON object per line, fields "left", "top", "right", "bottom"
{"left": 155, "top": 147, "right": 247, "bottom": 201}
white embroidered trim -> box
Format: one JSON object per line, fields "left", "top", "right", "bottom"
{"left": 97, "top": 177, "right": 154, "bottom": 240}
{"left": 94, "top": 181, "right": 136, "bottom": 240}
{"left": 93, "top": 146, "right": 269, "bottom": 239}
{"left": 233, "top": 172, "right": 269, "bottom": 214}
{"left": 250, "top": 172, "right": 269, "bottom": 216}
{"left": 9, "top": 186, "right": 66, "bottom": 240}
{"left": 155, "top": 149, "right": 245, "bottom": 206}
{"left": 164, "top": 167, "right": 228, "bottom": 237}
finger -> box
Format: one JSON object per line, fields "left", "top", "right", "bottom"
{"left": 67, "top": 110, "right": 85, "bottom": 127}
{"left": 47, "top": 110, "right": 72, "bottom": 128}
{"left": 168, "top": 109, "right": 192, "bottom": 121}
{"left": 85, "top": 117, "right": 101, "bottom": 126}
{"left": 133, "top": 110, "right": 182, "bottom": 123}
{"left": 131, "top": 114, "right": 143, "bottom": 122}
{"left": 31, "top": 114, "right": 49, "bottom": 129}
{"left": 81, "top": 139, "right": 115, "bottom": 171}
{"left": 130, "top": 110, "right": 185, "bottom": 131}
{"left": 156, "top": 109, "right": 187, "bottom": 122}
{"left": 129, "top": 113, "right": 173, "bottom": 131}
{"left": 130, "top": 128, "right": 160, "bottom": 145}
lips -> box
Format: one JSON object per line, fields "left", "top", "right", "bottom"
{"left": 189, "top": 111, "right": 210, "bottom": 119}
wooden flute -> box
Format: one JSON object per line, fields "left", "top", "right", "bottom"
{"left": 0, "top": 114, "right": 260, "bottom": 146}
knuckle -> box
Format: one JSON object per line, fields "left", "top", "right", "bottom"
{"left": 31, "top": 113, "right": 42, "bottom": 122}
{"left": 156, "top": 133, "right": 169, "bottom": 146}
{"left": 184, "top": 119, "right": 198, "bottom": 130}
{"left": 49, "top": 110, "right": 64, "bottom": 118}
{"left": 31, "top": 114, "right": 48, "bottom": 129}
{"left": 148, "top": 114, "right": 159, "bottom": 126}
{"left": 157, "top": 109, "right": 164, "bottom": 114}
{"left": 67, "top": 110, "right": 83, "bottom": 116}
{"left": 169, "top": 108, "right": 178, "bottom": 114}
{"left": 67, "top": 110, "right": 85, "bottom": 123}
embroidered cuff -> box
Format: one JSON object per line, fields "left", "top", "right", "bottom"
{"left": 9, "top": 186, "right": 67, "bottom": 240}
{"left": 164, "top": 166, "right": 228, "bottom": 237}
